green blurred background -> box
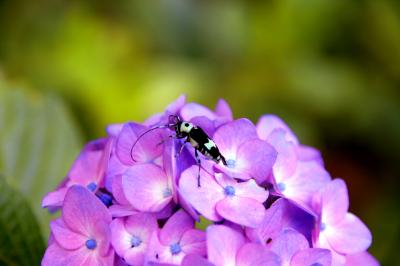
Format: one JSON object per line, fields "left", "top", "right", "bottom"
{"left": 0, "top": 0, "right": 399, "bottom": 265}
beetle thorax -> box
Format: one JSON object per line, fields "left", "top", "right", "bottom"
{"left": 180, "top": 122, "right": 194, "bottom": 133}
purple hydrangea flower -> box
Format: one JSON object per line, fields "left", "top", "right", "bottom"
{"left": 41, "top": 96, "right": 377, "bottom": 266}
{"left": 312, "top": 179, "right": 372, "bottom": 264}
{"left": 147, "top": 209, "right": 206, "bottom": 265}
{"left": 180, "top": 166, "right": 268, "bottom": 227}
{"left": 42, "top": 185, "right": 114, "bottom": 266}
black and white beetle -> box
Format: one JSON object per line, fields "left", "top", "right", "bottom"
{"left": 130, "top": 115, "right": 227, "bottom": 187}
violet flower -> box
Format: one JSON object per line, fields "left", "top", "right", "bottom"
{"left": 42, "top": 185, "right": 114, "bottom": 266}
{"left": 180, "top": 166, "right": 268, "bottom": 227}
{"left": 41, "top": 96, "right": 378, "bottom": 266}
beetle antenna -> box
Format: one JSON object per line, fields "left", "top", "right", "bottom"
{"left": 130, "top": 124, "right": 175, "bottom": 162}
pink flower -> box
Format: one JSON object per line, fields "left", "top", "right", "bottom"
{"left": 110, "top": 213, "right": 158, "bottom": 265}
{"left": 42, "top": 185, "right": 113, "bottom": 266}
{"left": 147, "top": 209, "right": 206, "bottom": 265}
{"left": 180, "top": 166, "right": 269, "bottom": 227}
{"left": 313, "top": 179, "right": 372, "bottom": 263}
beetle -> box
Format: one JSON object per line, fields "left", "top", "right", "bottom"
{"left": 130, "top": 115, "right": 227, "bottom": 187}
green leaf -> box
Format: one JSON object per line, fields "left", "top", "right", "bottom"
{"left": 0, "top": 84, "right": 82, "bottom": 238}
{"left": 0, "top": 176, "right": 45, "bottom": 266}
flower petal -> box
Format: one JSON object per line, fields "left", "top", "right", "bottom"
{"left": 62, "top": 185, "right": 111, "bottom": 235}
{"left": 50, "top": 218, "right": 85, "bottom": 250}
{"left": 234, "top": 178, "right": 269, "bottom": 203}
{"left": 160, "top": 209, "right": 194, "bottom": 245}
{"left": 42, "top": 187, "right": 68, "bottom": 209}
{"left": 179, "top": 166, "right": 224, "bottom": 221}
{"left": 213, "top": 118, "right": 258, "bottom": 157}
{"left": 267, "top": 129, "right": 297, "bottom": 182}
{"left": 236, "top": 243, "right": 281, "bottom": 266}
{"left": 181, "top": 103, "right": 217, "bottom": 121}
{"left": 182, "top": 254, "right": 214, "bottom": 266}
{"left": 291, "top": 248, "right": 332, "bottom": 266}
{"left": 268, "top": 228, "right": 309, "bottom": 266}
{"left": 125, "top": 213, "right": 158, "bottom": 243}
{"left": 122, "top": 163, "right": 172, "bottom": 212}
{"left": 215, "top": 98, "right": 233, "bottom": 120}
{"left": 345, "top": 252, "right": 379, "bottom": 266}
{"left": 180, "top": 229, "right": 207, "bottom": 256}
{"left": 42, "top": 242, "right": 90, "bottom": 266}
{"left": 207, "top": 225, "right": 246, "bottom": 266}
{"left": 325, "top": 213, "right": 372, "bottom": 254}
{"left": 110, "top": 218, "right": 132, "bottom": 256}
{"left": 116, "top": 122, "right": 164, "bottom": 165}
{"left": 321, "top": 179, "right": 349, "bottom": 225}
{"left": 280, "top": 161, "right": 331, "bottom": 210}
{"left": 256, "top": 114, "right": 299, "bottom": 144}
{"left": 216, "top": 196, "right": 266, "bottom": 228}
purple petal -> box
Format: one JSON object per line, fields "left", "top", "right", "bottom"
{"left": 246, "top": 198, "right": 315, "bottom": 246}
{"left": 213, "top": 118, "right": 258, "bottom": 157}
{"left": 215, "top": 98, "right": 233, "bottom": 120}
{"left": 268, "top": 228, "right": 309, "bottom": 265}
{"left": 111, "top": 174, "right": 130, "bottom": 206}
{"left": 160, "top": 209, "right": 194, "bottom": 245}
{"left": 50, "top": 218, "right": 85, "bottom": 250}
{"left": 109, "top": 204, "right": 138, "bottom": 217}
{"left": 122, "top": 163, "right": 172, "bottom": 212}
{"left": 267, "top": 129, "right": 297, "bottom": 182}
{"left": 182, "top": 254, "right": 214, "bottom": 266}
{"left": 179, "top": 166, "right": 224, "bottom": 221}
{"left": 345, "top": 252, "right": 379, "bottom": 266}
{"left": 91, "top": 220, "right": 112, "bottom": 256}
{"left": 180, "top": 103, "right": 217, "bottom": 121}
{"left": 321, "top": 179, "right": 349, "bottom": 225}
{"left": 125, "top": 213, "right": 159, "bottom": 242}
{"left": 62, "top": 185, "right": 111, "bottom": 235}
{"left": 325, "top": 213, "right": 372, "bottom": 254}
{"left": 207, "top": 225, "right": 246, "bottom": 266}
{"left": 296, "top": 145, "right": 324, "bottom": 165}
{"left": 256, "top": 114, "right": 299, "bottom": 144}
{"left": 180, "top": 229, "right": 207, "bottom": 256}
{"left": 106, "top": 123, "right": 123, "bottom": 137}
{"left": 216, "top": 196, "right": 266, "bottom": 228}
{"left": 166, "top": 95, "right": 186, "bottom": 114}
{"left": 110, "top": 218, "right": 133, "bottom": 256}
{"left": 236, "top": 243, "right": 281, "bottom": 266}
{"left": 42, "top": 242, "right": 90, "bottom": 266}
{"left": 116, "top": 122, "right": 164, "bottom": 165}
{"left": 291, "top": 248, "right": 332, "bottom": 266}
{"left": 42, "top": 187, "right": 68, "bottom": 209}
{"left": 279, "top": 161, "right": 331, "bottom": 210}
{"left": 234, "top": 177, "right": 269, "bottom": 203}
{"left": 68, "top": 138, "right": 111, "bottom": 186}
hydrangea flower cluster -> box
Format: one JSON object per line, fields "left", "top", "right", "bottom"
{"left": 42, "top": 96, "right": 378, "bottom": 266}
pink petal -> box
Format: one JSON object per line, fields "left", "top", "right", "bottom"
{"left": 62, "top": 185, "right": 111, "bottom": 235}
{"left": 50, "top": 218, "right": 85, "bottom": 250}
{"left": 213, "top": 119, "right": 258, "bottom": 157}
{"left": 124, "top": 245, "right": 148, "bottom": 266}
{"left": 182, "top": 254, "right": 214, "bottom": 266}
{"left": 325, "top": 213, "right": 372, "bottom": 254}
{"left": 125, "top": 213, "right": 158, "bottom": 243}
{"left": 295, "top": 145, "right": 323, "bottom": 164}
{"left": 267, "top": 129, "right": 297, "bottom": 182}
{"left": 179, "top": 166, "right": 224, "bottom": 221}
{"left": 111, "top": 174, "right": 130, "bottom": 205}
{"left": 110, "top": 218, "right": 132, "bottom": 256}
{"left": 106, "top": 123, "right": 123, "bottom": 137}
{"left": 234, "top": 178, "right": 269, "bottom": 203}
{"left": 268, "top": 228, "right": 309, "bottom": 265}
{"left": 345, "top": 252, "right": 379, "bottom": 266}
{"left": 122, "top": 163, "right": 172, "bottom": 212}
{"left": 180, "top": 103, "right": 217, "bottom": 121}
{"left": 41, "top": 242, "right": 90, "bottom": 266}
{"left": 42, "top": 187, "right": 68, "bottom": 208}
{"left": 215, "top": 98, "right": 233, "bottom": 120}
{"left": 256, "top": 115, "right": 299, "bottom": 144}
{"left": 91, "top": 220, "right": 112, "bottom": 256}
{"left": 109, "top": 204, "right": 138, "bottom": 217}
{"left": 291, "top": 248, "right": 332, "bottom": 266}
{"left": 207, "top": 225, "right": 246, "bottom": 266}
{"left": 116, "top": 122, "right": 164, "bottom": 165}
{"left": 246, "top": 198, "right": 315, "bottom": 246}
{"left": 236, "top": 243, "right": 281, "bottom": 266}
{"left": 321, "top": 178, "right": 349, "bottom": 225}
{"left": 280, "top": 161, "right": 331, "bottom": 210}
{"left": 216, "top": 196, "right": 266, "bottom": 228}
{"left": 160, "top": 209, "right": 194, "bottom": 245}
{"left": 180, "top": 229, "right": 207, "bottom": 256}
